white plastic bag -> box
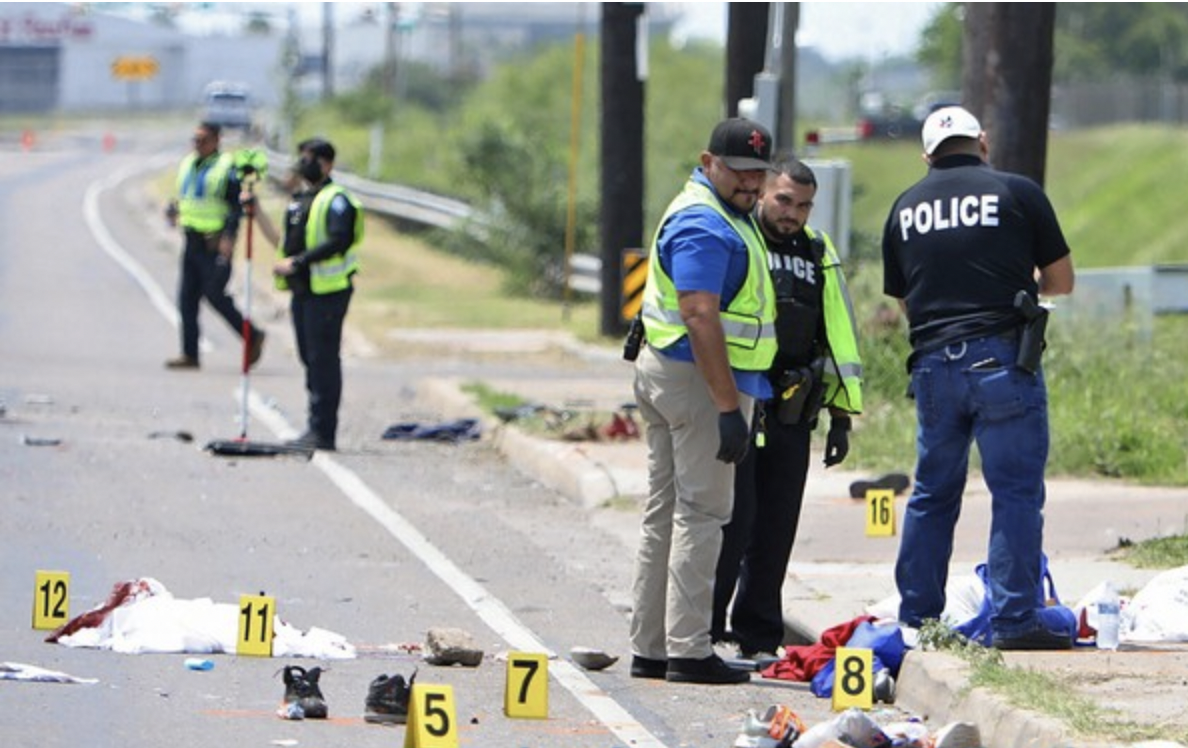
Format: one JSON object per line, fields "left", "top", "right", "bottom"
{"left": 1123, "top": 565, "right": 1188, "bottom": 643}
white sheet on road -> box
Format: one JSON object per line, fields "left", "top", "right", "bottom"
{"left": 51, "top": 578, "right": 356, "bottom": 659}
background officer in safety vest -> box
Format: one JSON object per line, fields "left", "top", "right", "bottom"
{"left": 249, "top": 138, "right": 362, "bottom": 452}
{"left": 713, "top": 156, "right": 863, "bottom": 660}
{"left": 165, "top": 121, "right": 264, "bottom": 370}
{"left": 628, "top": 118, "right": 777, "bottom": 686}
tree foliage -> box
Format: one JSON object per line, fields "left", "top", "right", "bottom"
{"left": 1055, "top": 4, "right": 1188, "bottom": 82}
{"left": 915, "top": 3, "right": 964, "bottom": 89}
{"left": 917, "top": 3, "right": 1188, "bottom": 85}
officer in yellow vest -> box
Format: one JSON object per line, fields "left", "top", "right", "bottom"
{"left": 628, "top": 118, "right": 777, "bottom": 686}
{"left": 165, "top": 121, "right": 264, "bottom": 370}
{"left": 249, "top": 138, "right": 362, "bottom": 451}
{"left": 713, "top": 157, "right": 864, "bottom": 660}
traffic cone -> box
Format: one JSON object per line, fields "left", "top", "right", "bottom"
{"left": 102, "top": 133, "right": 116, "bottom": 152}
{"left": 20, "top": 130, "right": 34, "bottom": 151}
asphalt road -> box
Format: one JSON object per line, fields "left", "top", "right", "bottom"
{"left": 0, "top": 125, "right": 889, "bottom": 748}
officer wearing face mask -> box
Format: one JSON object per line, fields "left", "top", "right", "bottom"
{"left": 251, "top": 138, "right": 363, "bottom": 451}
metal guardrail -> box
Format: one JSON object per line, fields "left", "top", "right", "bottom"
{"left": 262, "top": 148, "right": 475, "bottom": 231}
{"left": 261, "top": 147, "right": 601, "bottom": 291}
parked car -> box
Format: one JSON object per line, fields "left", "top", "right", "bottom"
{"left": 857, "top": 91, "right": 963, "bottom": 142}
{"left": 202, "top": 82, "right": 253, "bottom": 131}
{"left": 856, "top": 104, "right": 921, "bottom": 141}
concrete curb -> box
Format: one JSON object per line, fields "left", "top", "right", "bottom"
{"left": 417, "top": 377, "right": 642, "bottom": 509}
{"left": 896, "top": 651, "right": 1099, "bottom": 748}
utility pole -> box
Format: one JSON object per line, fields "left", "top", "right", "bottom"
{"left": 599, "top": 3, "right": 645, "bottom": 337}
{"left": 963, "top": 3, "right": 1055, "bottom": 185}
{"left": 726, "top": 3, "right": 768, "bottom": 117}
{"left": 449, "top": 4, "right": 462, "bottom": 85}
{"left": 322, "top": 3, "right": 334, "bottom": 100}
{"left": 775, "top": 3, "right": 799, "bottom": 152}
{"left": 384, "top": 2, "right": 398, "bottom": 97}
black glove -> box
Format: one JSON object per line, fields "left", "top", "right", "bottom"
{"left": 716, "top": 408, "right": 750, "bottom": 465}
{"left": 824, "top": 416, "right": 851, "bottom": 467}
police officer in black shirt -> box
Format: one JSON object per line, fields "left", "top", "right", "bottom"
{"left": 247, "top": 139, "right": 363, "bottom": 452}
{"left": 713, "top": 157, "right": 863, "bottom": 659}
{"left": 881, "top": 106, "right": 1075, "bottom": 650}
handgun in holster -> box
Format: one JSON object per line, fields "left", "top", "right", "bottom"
{"left": 1014, "top": 290, "right": 1049, "bottom": 374}
{"left": 775, "top": 358, "right": 826, "bottom": 425}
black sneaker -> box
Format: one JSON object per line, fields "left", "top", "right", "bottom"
{"left": 364, "top": 669, "right": 416, "bottom": 725}
{"left": 278, "top": 665, "right": 328, "bottom": 719}
{"left": 164, "top": 355, "right": 199, "bottom": 370}
{"left": 287, "top": 430, "right": 336, "bottom": 451}
{"left": 849, "top": 472, "right": 911, "bottom": 499}
{"left": 629, "top": 655, "right": 667, "bottom": 680}
{"left": 666, "top": 654, "right": 750, "bottom": 685}
{"left": 992, "top": 626, "right": 1074, "bottom": 651}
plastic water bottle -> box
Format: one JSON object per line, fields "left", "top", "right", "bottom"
{"left": 1096, "top": 582, "right": 1121, "bottom": 651}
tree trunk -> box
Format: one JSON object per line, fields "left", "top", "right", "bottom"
{"left": 962, "top": 2, "right": 1055, "bottom": 185}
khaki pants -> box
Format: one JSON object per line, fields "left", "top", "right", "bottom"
{"left": 629, "top": 345, "right": 752, "bottom": 660}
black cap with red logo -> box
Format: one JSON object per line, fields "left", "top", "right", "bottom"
{"left": 707, "top": 118, "right": 775, "bottom": 171}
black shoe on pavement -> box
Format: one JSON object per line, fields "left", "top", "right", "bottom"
{"left": 666, "top": 654, "right": 750, "bottom": 684}
{"left": 247, "top": 329, "right": 266, "bottom": 368}
{"left": 991, "top": 625, "right": 1074, "bottom": 651}
{"left": 165, "top": 355, "right": 199, "bottom": 370}
{"left": 287, "top": 430, "right": 336, "bottom": 451}
{"left": 629, "top": 655, "right": 667, "bottom": 680}
{"left": 849, "top": 472, "right": 911, "bottom": 499}
{"left": 364, "top": 669, "right": 416, "bottom": 724}
{"left": 278, "top": 665, "right": 328, "bottom": 719}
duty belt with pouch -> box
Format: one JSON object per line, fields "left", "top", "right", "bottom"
{"left": 775, "top": 357, "right": 826, "bottom": 425}
{"left": 186, "top": 229, "right": 225, "bottom": 252}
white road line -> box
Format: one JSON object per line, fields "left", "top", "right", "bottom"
{"left": 89, "top": 167, "right": 670, "bottom": 748}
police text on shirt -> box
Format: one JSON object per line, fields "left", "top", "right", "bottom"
{"left": 897, "top": 194, "right": 999, "bottom": 241}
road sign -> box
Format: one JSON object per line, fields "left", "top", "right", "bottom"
{"left": 111, "top": 56, "right": 159, "bottom": 81}
{"left": 621, "top": 248, "right": 647, "bottom": 321}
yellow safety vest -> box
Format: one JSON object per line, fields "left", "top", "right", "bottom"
{"left": 276, "top": 183, "right": 363, "bottom": 294}
{"left": 806, "top": 226, "right": 864, "bottom": 414}
{"left": 641, "top": 180, "right": 776, "bottom": 372}
{"left": 176, "top": 152, "right": 233, "bottom": 234}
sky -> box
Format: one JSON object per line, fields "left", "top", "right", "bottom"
{"left": 670, "top": 2, "right": 944, "bottom": 62}
{"left": 161, "top": 2, "right": 944, "bottom": 64}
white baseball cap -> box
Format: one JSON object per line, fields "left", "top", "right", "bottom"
{"left": 921, "top": 105, "right": 982, "bottom": 155}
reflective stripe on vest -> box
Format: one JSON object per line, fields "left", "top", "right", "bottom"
{"left": 641, "top": 180, "right": 776, "bottom": 371}
{"left": 176, "top": 152, "right": 232, "bottom": 233}
{"left": 808, "top": 226, "right": 864, "bottom": 413}
{"left": 303, "top": 183, "right": 363, "bottom": 295}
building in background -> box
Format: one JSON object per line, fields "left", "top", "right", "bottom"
{"left": 0, "top": 2, "right": 284, "bottom": 113}
{"left": 0, "top": 3, "right": 681, "bottom": 115}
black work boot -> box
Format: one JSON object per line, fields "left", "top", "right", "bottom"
{"left": 665, "top": 654, "right": 750, "bottom": 684}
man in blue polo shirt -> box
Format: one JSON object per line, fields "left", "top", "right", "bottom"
{"left": 628, "top": 118, "right": 777, "bottom": 685}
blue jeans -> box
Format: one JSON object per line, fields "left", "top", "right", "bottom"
{"left": 895, "top": 333, "right": 1050, "bottom": 639}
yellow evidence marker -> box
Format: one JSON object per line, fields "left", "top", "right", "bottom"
{"left": 32, "top": 570, "right": 70, "bottom": 630}
{"left": 236, "top": 593, "right": 275, "bottom": 657}
{"left": 504, "top": 651, "right": 548, "bottom": 719}
{"left": 832, "top": 646, "right": 874, "bottom": 711}
{"left": 405, "top": 683, "right": 459, "bottom": 748}
{"left": 865, "top": 489, "right": 897, "bottom": 537}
